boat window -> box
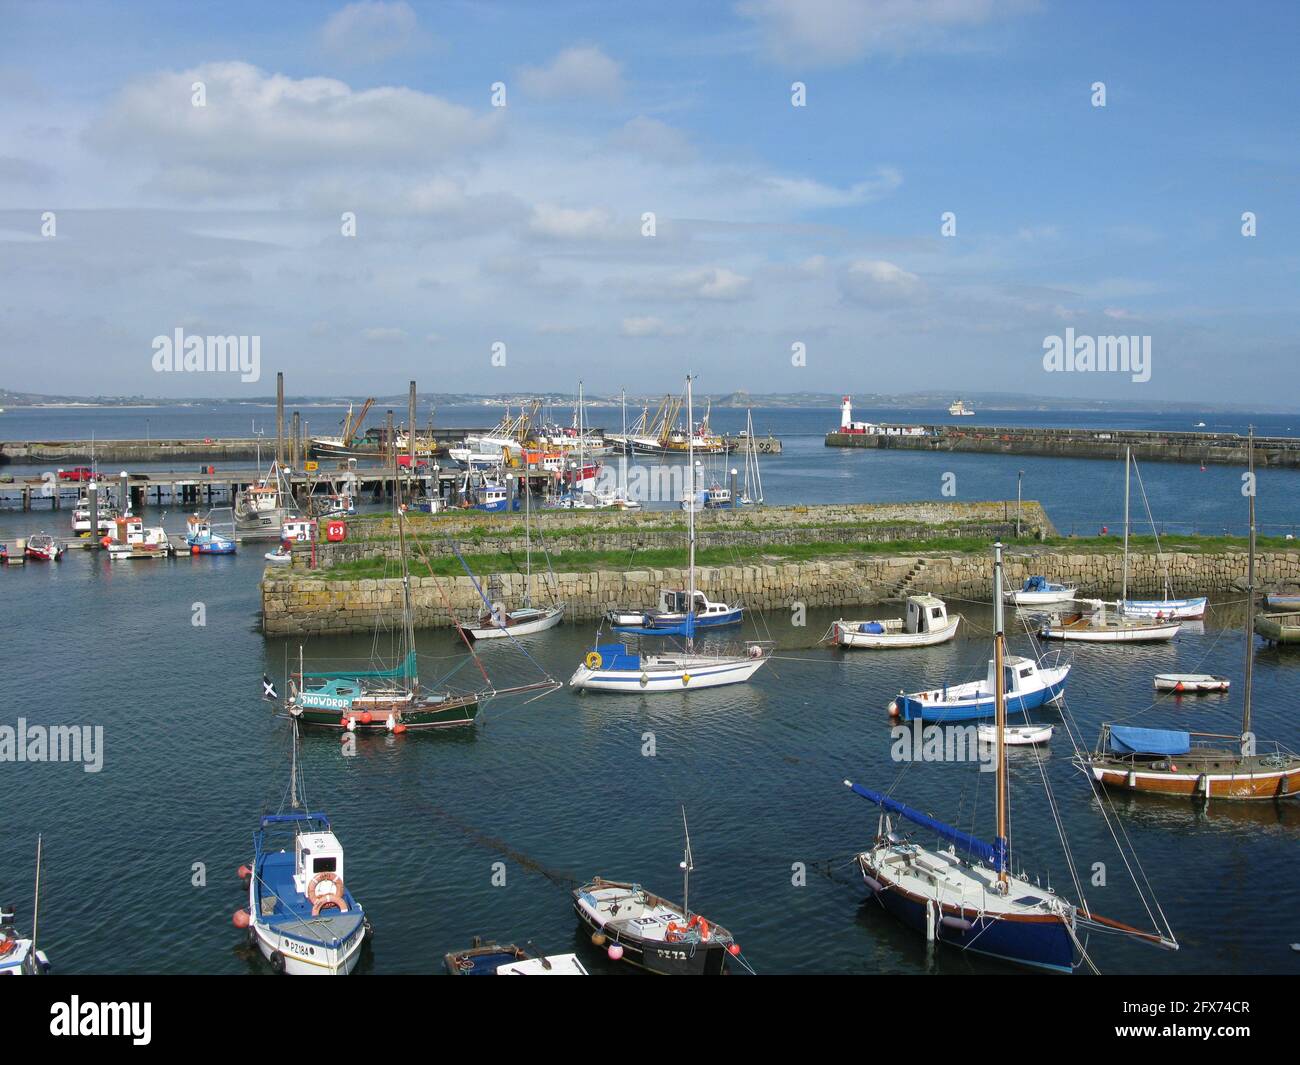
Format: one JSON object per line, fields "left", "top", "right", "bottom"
{"left": 930, "top": 608, "right": 943, "bottom": 619}
{"left": 1019, "top": 667, "right": 1033, "bottom": 678}
{"left": 312, "top": 857, "right": 337, "bottom": 873}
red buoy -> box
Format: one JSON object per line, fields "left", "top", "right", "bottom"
{"left": 359, "top": 711, "right": 373, "bottom": 725}
{"left": 728, "top": 943, "right": 741, "bottom": 956}
{"left": 237, "top": 864, "right": 251, "bottom": 880}
{"left": 393, "top": 723, "right": 407, "bottom": 735}
{"left": 232, "top": 909, "right": 251, "bottom": 929}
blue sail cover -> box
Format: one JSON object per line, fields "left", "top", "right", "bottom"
{"left": 846, "top": 781, "right": 1006, "bottom": 872}
{"left": 1108, "top": 726, "right": 1191, "bottom": 756}
{"left": 1024, "top": 576, "right": 1046, "bottom": 591}
{"left": 612, "top": 612, "right": 696, "bottom": 638}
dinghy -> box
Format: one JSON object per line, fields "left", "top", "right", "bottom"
{"left": 1256, "top": 612, "right": 1300, "bottom": 645}
{"left": 444, "top": 938, "right": 588, "bottom": 975}
{"left": 1153, "top": 673, "right": 1229, "bottom": 693}
{"left": 1007, "top": 576, "right": 1076, "bottom": 606}
{"left": 832, "top": 594, "right": 959, "bottom": 649}
{"left": 1039, "top": 602, "right": 1181, "bottom": 643}
{"left": 978, "top": 722, "right": 1054, "bottom": 746}
{"left": 1265, "top": 591, "right": 1300, "bottom": 610}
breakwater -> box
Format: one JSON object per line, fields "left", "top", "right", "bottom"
{"left": 261, "top": 547, "right": 1300, "bottom": 635}
{"left": 826, "top": 425, "right": 1300, "bottom": 468}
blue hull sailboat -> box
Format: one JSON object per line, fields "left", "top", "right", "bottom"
{"left": 891, "top": 654, "right": 1069, "bottom": 722}
{"left": 847, "top": 542, "right": 1179, "bottom": 973}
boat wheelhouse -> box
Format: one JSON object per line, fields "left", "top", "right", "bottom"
{"left": 105, "top": 515, "right": 174, "bottom": 560}
{"left": 832, "top": 594, "right": 960, "bottom": 649}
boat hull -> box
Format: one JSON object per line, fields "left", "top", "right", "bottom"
{"left": 1122, "top": 597, "right": 1207, "bottom": 620}
{"left": 1039, "top": 617, "right": 1181, "bottom": 642}
{"left": 1255, "top": 612, "right": 1300, "bottom": 644}
{"left": 1008, "top": 589, "right": 1076, "bottom": 606}
{"left": 834, "top": 617, "right": 960, "bottom": 649}
{"left": 571, "top": 897, "right": 730, "bottom": 975}
{"left": 250, "top": 918, "right": 366, "bottom": 976}
{"left": 858, "top": 856, "right": 1074, "bottom": 973}
{"left": 460, "top": 606, "right": 564, "bottom": 641}
{"left": 569, "top": 655, "right": 766, "bottom": 692}
{"left": 292, "top": 696, "right": 479, "bottom": 731}
{"left": 1089, "top": 759, "right": 1300, "bottom": 800}
{"left": 897, "top": 671, "right": 1068, "bottom": 722}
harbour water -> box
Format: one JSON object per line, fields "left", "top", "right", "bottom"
{"left": 2, "top": 405, "right": 1298, "bottom": 975}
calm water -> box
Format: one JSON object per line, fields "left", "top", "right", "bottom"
{"left": 2, "top": 406, "right": 1299, "bottom": 975}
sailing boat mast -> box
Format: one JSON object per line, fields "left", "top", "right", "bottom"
{"left": 523, "top": 453, "right": 533, "bottom": 609}
{"left": 686, "top": 375, "right": 696, "bottom": 654}
{"left": 30, "top": 834, "right": 42, "bottom": 962}
{"left": 396, "top": 499, "right": 418, "bottom": 691}
{"left": 680, "top": 807, "right": 694, "bottom": 921}
{"left": 1122, "top": 446, "right": 1131, "bottom": 606}
{"left": 289, "top": 718, "right": 300, "bottom": 810}
{"left": 993, "top": 541, "right": 1009, "bottom": 894}
{"left": 620, "top": 388, "right": 629, "bottom": 498}
{"left": 1244, "top": 426, "right": 1256, "bottom": 744}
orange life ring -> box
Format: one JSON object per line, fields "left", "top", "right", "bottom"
{"left": 307, "top": 871, "right": 349, "bottom": 916}
{"left": 0, "top": 937, "right": 15, "bottom": 955}
{"left": 665, "top": 921, "right": 684, "bottom": 943}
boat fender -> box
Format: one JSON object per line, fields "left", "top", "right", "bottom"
{"left": 359, "top": 711, "right": 372, "bottom": 725}
{"left": 607, "top": 943, "right": 624, "bottom": 961}
{"left": 237, "top": 864, "right": 251, "bottom": 881}
{"left": 887, "top": 700, "right": 899, "bottom": 718}
{"left": 386, "top": 715, "right": 395, "bottom": 732}
{"left": 747, "top": 644, "right": 763, "bottom": 659}
{"left": 1195, "top": 774, "right": 1209, "bottom": 795}
{"left": 232, "top": 908, "right": 251, "bottom": 929}
{"left": 585, "top": 651, "right": 603, "bottom": 670}
{"left": 727, "top": 943, "right": 741, "bottom": 956}
{"left": 289, "top": 704, "right": 302, "bottom": 717}
{"left": 862, "top": 875, "right": 885, "bottom": 894}
{"left": 925, "top": 899, "right": 938, "bottom": 942}
{"left": 345, "top": 716, "right": 357, "bottom": 732}
{"left": 639, "top": 673, "right": 649, "bottom": 688}
{"left": 393, "top": 723, "right": 407, "bottom": 735}
{"left": 941, "top": 915, "right": 973, "bottom": 932}
{"left": 591, "top": 932, "right": 606, "bottom": 947}
{"left": 269, "top": 950, "right": 286, "bottom": 974}
{"left": 1127, "top": 771, "right": 1137, "bottom": 788}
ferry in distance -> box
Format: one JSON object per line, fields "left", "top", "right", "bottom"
{"left": 948, "top": 399, "right": 976, "bottom": 416}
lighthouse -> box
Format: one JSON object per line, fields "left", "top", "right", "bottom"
{"left": 840, "top": 395, "right": 852, "bottom": 429}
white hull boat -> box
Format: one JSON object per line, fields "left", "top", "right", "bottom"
{"left": 570, "top": 646, "right": 768, "bottom": 693}
{"left": 1039, "top": 603, "right": 1181, "bottom": 643}
{"left": 1121, "top": 597, "right": 1207, "bottom": 620}
{"left": 978, "top": 723, "right": 1054, "bottom": 746}
{"left": 1007, "top": 577, "right": 1077, "bottom": 606}
{"left": 833, "top": 594, "right": 959, "bottom": 649}
{"left": 460, "top": 604, "right": 564, "bottom": 641}
{"left": 1153, "top": 673, "right": 1229, "bottom": 693}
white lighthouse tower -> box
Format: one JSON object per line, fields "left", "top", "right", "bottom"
{"left": 840, "top": 395, "right": 853, "bottom": 429}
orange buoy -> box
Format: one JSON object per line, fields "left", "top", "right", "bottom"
{"left": 191, "top": 545, "right": 200, "bottom": 555}
{"left": 232, "top": 908, "right": 251, "bottom": 929}
{"left": 393, "top": 723, "right": 407, "bottom": 735}
{"left": 237, "top": 864, "right": 251, "bottom": 880}
{"left": 728, "top": 943, "right": 741, "bottom": 956}
{"left": 359, "top": 711, "right": 372, "bottom": 725}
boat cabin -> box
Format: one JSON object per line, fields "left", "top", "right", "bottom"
{"left": 658, "top": 589, "right": 730, "bottom": 619}
{"left": 987, "top": 654, "right": 1045, "bottom": 695}
{"left": 293, "top": 830, "right": 346, "bottom": 896}
{"left": 904, "top": 594, "right": 950, "bottom": 635}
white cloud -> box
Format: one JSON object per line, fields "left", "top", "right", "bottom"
{"left": 609, "top": 116, "right": 694, "bottom": 163}
{"left": 362, "top": 326, "right": 407, "bottom": 342}
{"left": 321, "top": 2, "right": 426, "bottom": 63}
{"left": 621, "top": 316, "right": 675, "bottom": 337}
{"left": 674, "top": 267, "right": 753, "bottom": 301}
{"left": 840, "top": 258, "right": 923, "bottom": 304}
{"left": 518, "top": 46, "right": 623, "bottom": 99}
{"left": 762, "top": 166, "right": 902, "bottom": 208}
{"left": 737, "top": 0, "right": 1035, "bottom": 66}
{"left": 527, "top": 203, "right": 618, "bottom": 240}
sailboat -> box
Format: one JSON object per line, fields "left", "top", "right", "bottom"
{"left": 0, "top": 836, "right": 51, "bottom": 975}
{"left": 283, "top": 503, "right": 479, "bottom": 731}
{"left": 1083, "top": 429, "right": 1300, "bottom": 800}
{"left": 570, "top": 375, "right": 769, "bottom": 693}
{"left": 1116, "top": 450, "right": 1207, "bottom": 620}
{"left": 456, "top": 466, "right": 565, "bottom": 640}
{"left": 1039, "top": 447, "right": 1184, "bottom": 643}
{"left": 846, "top": 541, "right": 1180, "bottom": 972}
{"left": 237, "top": 721, "right": 369, "bottom": 975}
{"left": 606, "top": 388, "right": 641, "bottom": 510}
{"left": 572, "top": 809, "right": 742, "bottom": 974}
{"left": 737, "top": 408, "right": 763, "bottom": 506}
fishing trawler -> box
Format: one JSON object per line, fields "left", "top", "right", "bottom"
{"left": 235, "top": 462, "right": 293, "bottom": 539}
{"left": 1083, "top": 430, "right": 1300, "bottom": 800}
{"left": 236, "top": 723, "right": 369, "bottom": 975}
{"left": 185, "top": 510, "right": 237, "bottom": 554}
{"left": 846, "top": 542, "right": 1179, "bottom": 972}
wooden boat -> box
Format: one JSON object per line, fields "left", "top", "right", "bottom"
{"left": 978, "top": 723, "right": 1054, "bottom": 746}
{"left": 1154, "top": 673, "right": 1230, "bottom": 693}
{"left": 444, "top": 938, "right": 587, "bottom": 975}
{"left": 1084, "top": 429, "right": 1300, "bottom": 801}
{"left": 832, "top": 594, "right": 960, "bottom": 649}
{"left": 24, "top": 533, "right": 64, "bottom": 562}
{"left": 572, "top": 375, "right": 768, "bottom": 694}
{"left": 1256, "top": 612, "right": 1300, "bottom": 645}
{"left": 1006, "top": 576, "right": 1076, "bottom": 606}
{"left": 572, "top": 812, "right": 740, "bottom": 975}
{"left": 239, "top": 724, "right": 369, "bottom": 975}
{"left": 846, "top": 543, "right": 1178, "bottom": 972}
{"left": 1039, "top": 604, "right": 1180, "bottom": 643}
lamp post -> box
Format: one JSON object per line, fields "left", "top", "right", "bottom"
{"left": 1016, "top": 470, "right": 1024, "bottom": 538}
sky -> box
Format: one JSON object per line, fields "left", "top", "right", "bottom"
{"left": 1, "top": 0, "right": 1297, "bottom": 404}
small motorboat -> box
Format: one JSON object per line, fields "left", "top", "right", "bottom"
{"left": 1039, "top": 603, "right": 1181, "bottom": 643}
{"left": 24, "top": 533, "right": 64, "bottom": 562}
{"left": 832, "top": 594, "right": 960, "bottom": 649}
{"left": 889, "top": 654, "right": 1070, "bottom": 722}
{"left": 105, "top": 516, "right": 174, "bottom": 561}
{"left": 1121, "top": 596, "right": 1208, "bottom": 621}
{"left": 444, "top": 938, "right": 588, "bottom": 975}
{"left": 185, "top": 512, "right": 237, "bottom": 555}
{"left": 1153, "top": 673, "right": 1230, "bottom": 694}
{"left": 457, "top": 603, "right": 565, "bottom": 641}
{"left": 608, "top": 588, "right": 743, "bottom": 633}
{"left": 977, "top": 723, "right": 1054, "bottom": 746}
{"left": 1007, "top": 576, "right": 1077, "bottom": 606}
{"left": 265, "top": 546, "right": 293, "bottom": 564}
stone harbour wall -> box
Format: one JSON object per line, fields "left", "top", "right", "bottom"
{"left": 261, "top": 548, "right": 1300, "bottom": 636}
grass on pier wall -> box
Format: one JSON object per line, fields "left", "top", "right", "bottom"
{"left": 312, "top": 533, "right": 1295, "bottom": 582}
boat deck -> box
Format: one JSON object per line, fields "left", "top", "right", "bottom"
{"left": 254, "top": 850, "right": 364, "bottom": 947}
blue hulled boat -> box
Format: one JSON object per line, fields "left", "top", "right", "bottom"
{"left": 890, "top": 654, "right": 1070, "bottom": 722}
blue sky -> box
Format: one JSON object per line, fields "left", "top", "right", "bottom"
{"left": 1, "top": 0, "right": 1297, "bottom": 404}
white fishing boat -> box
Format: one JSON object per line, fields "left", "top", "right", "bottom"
{"left": 832, "top": 595, "right": 960, "bottom": 649}
{"left": 105, "top": 515, "right": 174, "bottom": 560}
{"left": 571, "top": 375, "right": 769, "bottom": 693}
{"left": 235, "top": 462, "right": 293, "bottom": 540}
{"left": 1006, "top": 576, "right": 1077, "bottom": 606}
{"left": 1121, "top": 597, "right": 1207, "bottom": 620}
{"left": 977, "top": 722, "right": 1054, "bottom": 746}
{"left": 1153, "top": 673, "right": 1230, "bottom": 693}
{"left": 457, "top": 477, "right": 565, "bottom": 641}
